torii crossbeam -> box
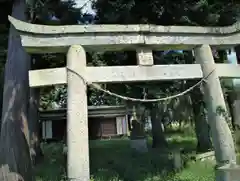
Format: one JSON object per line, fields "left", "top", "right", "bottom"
{"left": 9, "top": 15, "right": 240, "bottom": 53}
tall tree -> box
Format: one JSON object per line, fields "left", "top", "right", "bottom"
{"left": 184, "top": 51, "right": 212, "bottom": 152}
{"left": 149, "top": 101, "right": 168, "bottom": 148}
{"left": 0, "top": 0, "right": 34, "bottom": 180}
{"left": 0, "top": 0, "right": 82, "bottom": 178}
{"left": 28, "top": 87, "right": 43, "bottom": 165}
{"left": 28, "top": 57, "right": 43, "bottom": 165}
{"left": 0, "top": 68, "right": 5, "bottom": 128}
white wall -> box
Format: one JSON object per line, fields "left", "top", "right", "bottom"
{"left": 42, "top": 121, "right": 53, "bottom": 139}
{"left": 116, "top": 116, "right": 128, "bottom": 135}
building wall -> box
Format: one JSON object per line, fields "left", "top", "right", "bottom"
{"left": 89, "top": 117, "right": 117, "bottom": 139}
{"left": 41, "top": 115, "right": 129, "bottom": 141}
{"left": 101, "top": 117, "right": 117, "bottom": 137}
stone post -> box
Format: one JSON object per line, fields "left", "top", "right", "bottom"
{"left": 172, "top": 150, "right": 182, "bottom": 170}
{"left": 129, "top": 105, "right": 148, "bottom": 152}
{"left": 67, "top": 45, "right": 90, "bottom": 181}
{"left": 217, "top": 163, "right": 240, "bottom": 181}
{"left": 194, "top": 45, "right": 236, "bottom": 181}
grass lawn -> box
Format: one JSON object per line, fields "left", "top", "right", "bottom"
{"left": 35, "top": 132, "right": 240, "bottom": 181}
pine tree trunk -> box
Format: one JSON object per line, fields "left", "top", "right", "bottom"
{"left": 0, "top": 0, "right": 34, "bottom": 180}
{"left": 28, "top": 88, "right": 43, "bottom": 165}
{"left": 235, "top": 45, "right": 240, "bottom": 63}
{"left": 0, "top": 68, "right": 5, "bottom": 132}
{"left": 233, "top": 46, "right": 240, "bottom": 128}
{"left": 226, "top": 92, "right": 236, "bottom": 130}
{"left": 184, "top": 50, "right": 212, "bottom": 152}
{"left": 151, "top": 105, "right": 167, "bottom": 148}
{"left": 191, "top": 87, "right": 212, "bottom": 152}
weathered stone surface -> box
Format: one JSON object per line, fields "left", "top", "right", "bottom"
{"left": 67, "top": 45, "right": 90, "bottom": 181}
{"left": 136, "top": 48, "right": 154, "bottom": 66}
{"left": 194, "top": 45, "right": 237, "bottom": 181}
{"left": 28, "top": 64, "right": 240, "bottom": 87}
{"left": 217, "top": 163, "right": 240, "bottom": 181}
{"left": 9, "top": 15, "right": 240, "bottom": 34}
{"left": 130, "top": 138, "right": 148, "bottom": 153}
{"left": 172, "top": 150, "right": 182, "bottom": 170}
{"left": 196, "top": 151, "right": 216, "bottom": 163}
{"left": 29, "top": 65, "right": 203, "bottom": 87}
{"left": 9, "top": 16, "right": 240, "bottom": 53}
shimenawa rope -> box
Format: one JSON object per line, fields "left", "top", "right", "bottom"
{"left": 66, "top": 67, "right": 215, "bottom": 103}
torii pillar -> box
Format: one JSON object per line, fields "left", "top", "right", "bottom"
{"left": 194, "top": 45, "right": 236, "bottom": 181}
{"left": 67, "top": 45, "right": 90, "bottom": 181}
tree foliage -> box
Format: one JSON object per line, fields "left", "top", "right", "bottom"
{"left": 93, "top": 0, "right": 239, "bottom": 25}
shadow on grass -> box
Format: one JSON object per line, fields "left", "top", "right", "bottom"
{"left": 90, "top": 142, "right": 172, "bottom": 180}
{"left": 35, "top": 143, "right": 66, "bottom": 181}
{"left": 35, "top": 138, "right": 216, "bottom": 181}
{"left": 89, "top": 139, "right": 194, "bottom": 181}
{"left": 35, "top": 140, "right": 182, "bottom": 181}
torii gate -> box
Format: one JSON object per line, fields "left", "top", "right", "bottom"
{"left": 9, "top": 16, "right": 240, "bottom": 181}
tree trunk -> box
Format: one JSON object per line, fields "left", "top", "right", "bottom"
{"left": 151, "top": 105, "right": 167, "bottom": 148}
{"left": 231, "top": 46, "right": 240, "bottom": 152}
{"left": 0, "top": 68, "right": 5, "bottom": 132}
{"left": 28, "top": 88, "right": 43, "bottom": 165}
{"left": 191, "top": 87, "right": 212, "bottom": 152}
{"left": 0, "top": 0, "right": 34, "bottom": 180}
{"left": 226, "top": 92, "right": 236, "bottom": 130}
{"left": 235, "top": 45, "right": 240, "bottom": 63}
{"left": 184, "top": 50, "right": 212, "bottom": 152}
{"left": 226, "top": 92, "right": 240, "bottom": 152}
{"left": 232, "top": 46, "right": 240, "bottom": 128}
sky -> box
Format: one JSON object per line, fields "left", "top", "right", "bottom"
{"left": 75, "top": 0, "right": 95, "bottom": 15}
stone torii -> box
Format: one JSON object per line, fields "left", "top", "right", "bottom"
{"left": 9, "top": 16, "right": 240, "bottom": 181}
